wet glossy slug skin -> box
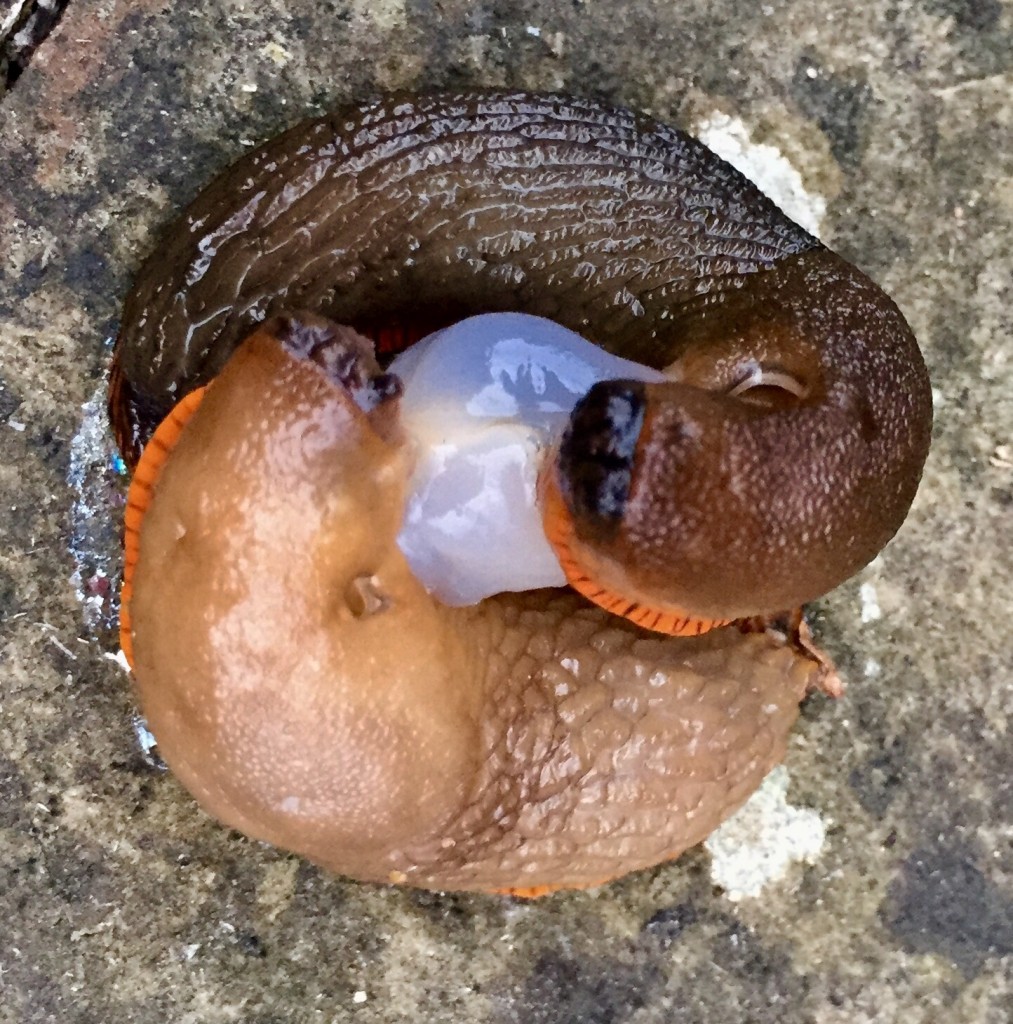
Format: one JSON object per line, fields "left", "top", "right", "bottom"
{"left": 127, "top": 317, "right": 822, "bottom": 893}
{"left": 112, "top": 92, "right": 933, "bottom": 893}
{"left": 111, "top": 91, "right": 932, "bottom": 626}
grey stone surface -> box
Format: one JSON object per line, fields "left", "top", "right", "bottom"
{"left": 0, "top": 1, "right": 1009, "bottom": 1022}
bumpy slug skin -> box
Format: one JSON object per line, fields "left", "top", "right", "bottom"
{"left": 127, "top": 317, "right": 824, "bottom": 894}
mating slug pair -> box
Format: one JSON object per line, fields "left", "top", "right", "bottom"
{"left": 110, "top": 92, "right": 931, "bottom": 895}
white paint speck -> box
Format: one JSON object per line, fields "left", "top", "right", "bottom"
{"left": 260, "top": 41, "right": 293, "bottom": 66}
{"left": 705, "top": 766, "right": 826, "bottom": 901}
{"left": 103, "top": 649, "right": 132, "bottom": 674}
{"left": 693, "top": 112, "right": 826, "bottom": 237}
{"left": 525, "top": 25, "right": 541, "bottom": 37}
{"left": 131, "top": 714, "right": 165, "bottom": 770}
{"left": 352, "top": 990, "right": 368, "bottom": 1004}
{"left": 859, "top": 581, "right": 882, "bottom": 623}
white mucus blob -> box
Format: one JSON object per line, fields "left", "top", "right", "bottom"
{"left": 389, "top": 313, "right": 665, "bottom": 605}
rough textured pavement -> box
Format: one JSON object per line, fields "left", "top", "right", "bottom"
{"left": 0, "top": 2, "right": 1010, "bottom": 1022}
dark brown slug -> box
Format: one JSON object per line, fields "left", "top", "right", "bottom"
{"left": 111, "top": 92, "right": 931, "bottom": 895}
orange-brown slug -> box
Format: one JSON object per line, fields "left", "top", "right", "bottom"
{"left": 110, "top": 93, "right": 931, "bottom": 895}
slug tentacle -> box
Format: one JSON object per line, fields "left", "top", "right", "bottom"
{"left": 112, "top": 92, "right": 931, "bottom": 894}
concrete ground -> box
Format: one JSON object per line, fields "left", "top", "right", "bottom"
{"left": 0, "top": 1, "right": 1009, "bottom": 1022}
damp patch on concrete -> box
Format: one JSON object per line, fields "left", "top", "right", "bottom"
{"left": 883, "top": 840, "right": 1013, "bottom": 978}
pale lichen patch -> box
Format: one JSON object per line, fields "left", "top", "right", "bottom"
{"left": 694, "top": 111, "right": 828, "bottom": 238}
{"left": 705, "top": 766, "right": 826, "bottom": 901}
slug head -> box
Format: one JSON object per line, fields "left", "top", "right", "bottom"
{"left": 556, "top": 381, "right": 647, "bottom": 539}
{"left": 127, "top": 316, "right": 485, "bottom": 878}
{"left": 544, "top": 373, "right": 843, "bottom": 627}
{"left": 542, "top": 379, "right": 732, "bottom": 635}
